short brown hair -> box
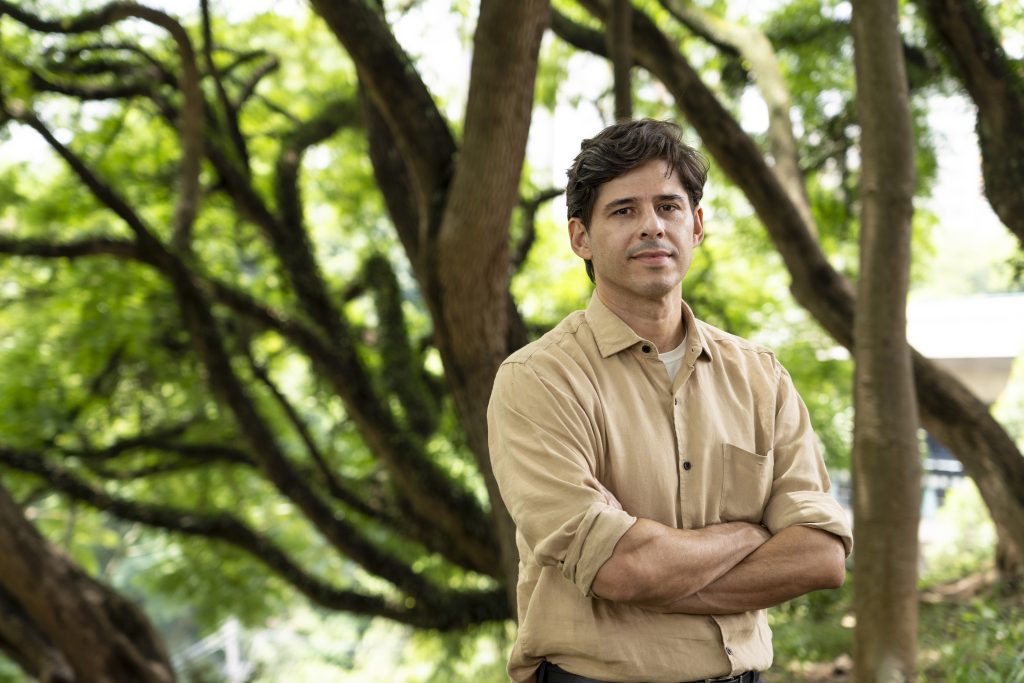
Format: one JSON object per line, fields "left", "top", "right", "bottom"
{"left": 566, "top": 119, "right": 709, "bottom": 281}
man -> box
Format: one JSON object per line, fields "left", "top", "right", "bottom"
{"left": 487, "top": 119, "right": 853, "bottom": 683}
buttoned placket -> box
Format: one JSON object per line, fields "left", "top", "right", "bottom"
{"left": 670, "top": 340, "right": 703, "bottom": 528}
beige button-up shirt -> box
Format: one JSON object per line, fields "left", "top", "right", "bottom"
{"left": 487, "top": 294, "right": 853, "bottom": 683}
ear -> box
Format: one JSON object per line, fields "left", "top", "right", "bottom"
{"left": 692, "top": 206, "right": 705, "bottom": 245}
{"left": 569, "top": 217, "right": 592, "bottom": 259}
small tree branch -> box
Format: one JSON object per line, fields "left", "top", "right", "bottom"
{"left": 0, "top": 1, "right": 205, "bottom": 253}
{"left": 512, "top": 186, "right": 563, "bottom": 272}
{"left": 0, "top": 235, "right": 138, "bottom": 259}
{"left": 241, "top": 344, "right": 387, "bottom": 521}
{"left": 199, "top": 0, "right": 248, "bottom": 176}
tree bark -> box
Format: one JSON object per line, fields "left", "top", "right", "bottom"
{"left": 0, "top": 481, "right": 176, "bottom": 683}
{"left": 434, "top": 0, "right": 551, "bottom": 607}
{"left": 851, "top": 0, "right": 920, "bottom": 678}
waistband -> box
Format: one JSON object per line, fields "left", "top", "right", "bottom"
{"left": 539, "top": 661, "right": 761, "bottom": 683}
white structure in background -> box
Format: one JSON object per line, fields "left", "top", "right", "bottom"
{"left": 173, "top": 617, "right": 254, "bottom": 683}
{"left": 907, "top": 293, "right": 1024, "bottom": 546}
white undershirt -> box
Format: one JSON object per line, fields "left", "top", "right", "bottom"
{"left": 659, "top": 333, "right": 688, "bottom": 382}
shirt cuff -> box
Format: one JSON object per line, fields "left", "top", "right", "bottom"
{"left": 562, "top": 504, "right": 637, "bottom": 597}
{"left": 763, "top": 491, "right": 853, "bottom": 555}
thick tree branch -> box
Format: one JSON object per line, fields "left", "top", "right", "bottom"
{"left": 359, "top": 83, "right": 421, "bottom": 259}
{"left": 658, "top": 0, "right": 813, "bottom": 231}
{"left": 0, "top": 587, "right": 76, "bottom": 683}
{"left": 308, "top": 0, "right": 456, "bottom": 256}
{"left": 363, "top": 254, "right": 440, "bottom": 438}
{"left": 434, "top": 0, "right": 551, "bottom": 607}
{"left": 0, "top": 478, "right": 175, "bottom": 683}
{"left": 274, "top": 97, "right": 362, "bottom": 237}
{"left": 915, "top": 0, "right": 1024, "bottom": 251}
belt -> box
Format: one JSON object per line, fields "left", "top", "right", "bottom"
{"left": 540, "top": 662, "right": 761, "bottom": 683}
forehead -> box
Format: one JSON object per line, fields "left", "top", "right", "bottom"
{"left": 594, "top": 159, "right": 689, "bottom": 207}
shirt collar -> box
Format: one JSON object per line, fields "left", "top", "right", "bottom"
{"left": 584, "top": 292, "right": 713, "bottom": 362}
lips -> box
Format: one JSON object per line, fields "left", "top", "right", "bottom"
{"left": 627, "top": 240, "right": 676, "bottom": 261}
{"left": 630, "top": 250, "right": 673, "bottom": 259}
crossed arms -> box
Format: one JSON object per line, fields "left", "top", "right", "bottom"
{"left": 591, "top": 489, "right": 847, "bottom": 614}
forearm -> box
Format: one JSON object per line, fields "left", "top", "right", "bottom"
{"left": 591, "top": 518, "right": 770, "bottom": 605}
{"left": 658, "top": 525, "right": 847, "bottom": 615}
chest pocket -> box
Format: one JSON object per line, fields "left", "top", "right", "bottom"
{"left": 719, "top": 443, "right": 774, "bottom": 523}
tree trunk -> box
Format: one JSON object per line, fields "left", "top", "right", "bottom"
{"left": 607, "top": 0, "right": 633, "bottom": 121}
{"left": 0, "top": 481, "right": 176, "bottom": 683}
{"left": 434, "top": 0, "right": 551, "bottom": 607}
{"left": 851, "top": 0, "right": 920, "bottom": 679}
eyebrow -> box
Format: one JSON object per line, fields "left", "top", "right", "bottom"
{"left": 602, "top": 193, "right": 688, "bottom": 212}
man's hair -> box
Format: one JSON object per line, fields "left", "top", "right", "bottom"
{"left": 565, "top": 119, "right": 709, "bottom": 282}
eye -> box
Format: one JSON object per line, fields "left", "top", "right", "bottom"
{"left": 659, "top": 203, "right": 679, "bottom": 212}
{"left": 612, "top": 206, "right": 632, "bottom": 216}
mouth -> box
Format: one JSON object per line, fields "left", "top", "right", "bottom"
{"left": 629, "top": 249, "right": 675, "bottom": 264}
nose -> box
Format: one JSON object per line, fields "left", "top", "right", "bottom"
{"left": 638, "top": 207, "right": 665, "bottom": 239}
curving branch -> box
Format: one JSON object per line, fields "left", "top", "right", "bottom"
{"left": 274, "top": 97, "right": 362, "bottom": 235}
{"left": 658, "top": 0, "right": 813, "bottom": 231}
{"left": 362, "top": 254, "right": 440, "bottom": 438}
{"left": 0, "top": 105, "right": 158, "bottom": 249}
{"left": 200, "top": 0, "right": 248, "bottom": 177}
{"left": 241, "top": 344, "right": 387, "bottom": 521}
{"left": 513, "top": 186, "right": 564, "bottom": 272}
{"left": 914, "top": 0, "right": 1024, "bottom": 251}
{"left": 0, "top": 478, "right": 175, "bottom": 682}
{"left": 0, "top": 1, "right": 205, "bottom": 253}
{"left": 307, "top": 0, "right": 456, "bottom": 257}
{"left": 232, "top": 55, "right": 280, "bottom": 109}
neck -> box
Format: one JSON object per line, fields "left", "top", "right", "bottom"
{"left": 596, "top": 288, "right": 685, "bottom": 351}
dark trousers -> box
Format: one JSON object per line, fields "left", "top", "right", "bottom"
{"left": 537, "top": 661, "right": 764, "bottom": 683}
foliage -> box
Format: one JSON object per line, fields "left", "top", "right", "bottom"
{"left": 919, "top": 589, "right": 1024, "bottom": 681}
{"left": 920, "top": 480, "right": 997, "bottom": 587}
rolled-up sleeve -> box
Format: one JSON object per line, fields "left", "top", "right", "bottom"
{"left": 762, "top": 361, "right": 853, "bottom": 555}
{"left": 488, "top": 360, "right": 637, "bottom": 596}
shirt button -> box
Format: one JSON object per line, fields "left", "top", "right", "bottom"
{"left": 725, "top": 647, "right": 734, "bottom": 656}
{"left": 673, "top": 398, "right": 678, "bottom": 405}
{"left": 641, "top": 344, "right": 651, "bottom": 353}
{"left": 683, "top": 461, "right": 692, "bottom": 471}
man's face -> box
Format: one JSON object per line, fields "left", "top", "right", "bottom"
{"left": 569, "top": 159, "right": 703, "bottom": 307}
